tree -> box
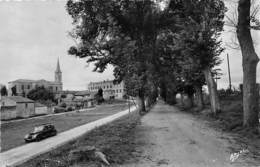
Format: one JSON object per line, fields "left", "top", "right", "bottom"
{"left": 66, "top": 0, "right": 182, "bottom": 113}
{"left": 66, "top": 0, "right": 226, "bottom": 115}
{"left": 27, "top": 86, "right": 55, "bottom": 102}
{"left": 98, "top": 88, "right": 103, "bottom": 97}
{"left": 0, "top": 86, "right": 8, "bottom": 96}
{"left": 95, "top": 88, "right": 104, "bottom": 104}
{"left": 237, "top": 0, "right": 259, "bottom": 127}
{"left": 171, "top": 0, "right": 225, "bottom": 114}
{"left": 11, "top": 86, "right": 17, "bottom": 96}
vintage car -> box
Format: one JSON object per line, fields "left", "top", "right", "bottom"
{"left": 24, "top": 124, "right": 57, "bottom": 142}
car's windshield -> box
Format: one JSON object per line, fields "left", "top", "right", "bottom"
{"left": 33, "top": 126, "right": 44, "bottom": 133}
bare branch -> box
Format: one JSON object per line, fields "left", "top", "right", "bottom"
{"left": 225, "top": 14, "right": 237, "bottom": 27}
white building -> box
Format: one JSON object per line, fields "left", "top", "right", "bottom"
{"left": 8, "top": 59, "right": 63, "bottom": 96}
{"left": 0, "top": 96, "right": 35, "bottom": 120}
{"left": 88, "top": 80, "right": 126, "bottom": 99}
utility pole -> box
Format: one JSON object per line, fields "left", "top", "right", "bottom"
{"left": 227, "top": 54, "right": 232, "bottom": 91}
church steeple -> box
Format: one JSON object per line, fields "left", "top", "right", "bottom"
{"left": 56, "top": 58, "right": 61, "bottom": 73}
{"left": 55, "top": 58, "right": 62, "bottom": 83}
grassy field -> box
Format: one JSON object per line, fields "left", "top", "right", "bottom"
{"left": 1, "top": 103, "right": 132, "bottom": 152}
{"left": 17, "top": 111, "right": 141, "bottom": 167}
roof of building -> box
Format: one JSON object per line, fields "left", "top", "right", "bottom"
{"left": 3, "top": 96, "right": 34, "bottom": 103}
{"left": 9, "top": 79, "right": 35, "bottom": 83}
{"left": 75, "top": 90, "right": 90, "bottom": 96}
{"left": 88, "top": 80, "right": 124, "bottom": 86}
{"left": 60, "top": 90, "right": 78, "bottom": 94}
{"left": 89, "top": 80, "right": 114, "bottom": 84}
{"left": 8, "top": 79, "right": 61, "bottom": 85}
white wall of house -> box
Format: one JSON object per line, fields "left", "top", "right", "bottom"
{"left": 88, "top": 80, "right": 126, "bottom": 99}
{"left": 86, "top": 100, "right": 94, "bottom": 107}
{"left": 16, "top": 102, "right": 35, "bottom": 118}
{"left": 35, "top": 106, "right": 48, "bottom": 115}
{"left": 1, "top": 107, "right": 17, "bottom": 120}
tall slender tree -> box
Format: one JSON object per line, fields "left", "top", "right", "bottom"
{"left": 237, "top": 0, "right": 259, "bottom": 127}
{"left": 171, "top": 0, "right": 225, "bottom": 114}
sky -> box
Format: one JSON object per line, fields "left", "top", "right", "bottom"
{"left": 0, "top": 0, "right": 259, "bottom": 91}
{"left": 0, "top": 0, "right": 114, "bottom": 91}
{"left": 218, "top": 0, "right": 260, "bottom": 89}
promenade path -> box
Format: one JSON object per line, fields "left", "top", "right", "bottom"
{"left": 125, "top": 102, "right": 256, "bottom": 167}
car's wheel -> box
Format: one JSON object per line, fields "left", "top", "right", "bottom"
{"left": 35, "top": 136, "right": 41, "bottom": 142}
{"left": 52, "top": 131, "right": 57, "bottom": 136}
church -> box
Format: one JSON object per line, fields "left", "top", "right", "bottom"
{"left": 8, "top": 59, "right": 63, "bottom": 96}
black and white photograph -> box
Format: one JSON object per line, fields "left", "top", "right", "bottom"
{"left": 0, "top": 0, "right": 259, "bottom": 166}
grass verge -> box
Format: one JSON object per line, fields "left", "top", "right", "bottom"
{"left": 178, "top": 96, "right": 260, "bottom": 165}
{"left": 17, "top": 111, "right": 141, "bottom": 167}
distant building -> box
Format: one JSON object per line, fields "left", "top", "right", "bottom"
{"left": 8, "top": 59, "right": 63, "bottom": 96}
{"left": 88, "top": 80, "right": 126, "bottom": 99}
{"left": 0, "top": 96, "right": 35, "bottom": 120}
{"left": 60, "top": 90, "right": 94, "bottom": 108}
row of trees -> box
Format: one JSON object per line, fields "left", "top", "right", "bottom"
{"left": 1, "top": 86, "right": 18, "bottom": 96}
{"left": 66, "top": 0, "right": 259, "bottom": 128}
{"left": 0, "top": 86, "right": 18, "bottom": 96}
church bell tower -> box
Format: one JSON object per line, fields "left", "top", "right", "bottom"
{"left": 55, "top": 58, "right": 62, "bottom": 83}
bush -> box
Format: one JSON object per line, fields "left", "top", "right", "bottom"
{"left": 59, "top": 102, "right": 67, "bottom": 108}
{"left": 218, "top": 88, "right": 242, "bottom": 101}
{"left": 54, "top": 106, "right": 66, "bottom": 113}
{"left": 66, "top": 106, "right": 73, "bottom": 112}
{"left": 27, "top": 86, "right": 55, "bottom": 102}
{"left": 61, "top": 94, "right": 67, "bottom": 98}
{"left": 94, "top": 88, "right": 105, "bottom": 104}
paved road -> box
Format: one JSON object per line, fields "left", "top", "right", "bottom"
{"left": 126, "top": 102, "right": 255, "bottom": 167}
{"left": 0, "top": 103, "right": 131, "bottom": 125}
{"left": 1, "top": 103, "right": 130, "bottom": 152}
{"left": 0, "top": 106, "right": 137, "bottom": 167}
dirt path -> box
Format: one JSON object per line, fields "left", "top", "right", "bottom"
{"left": 126, "top": 102, "right": 256, "bottom": 167}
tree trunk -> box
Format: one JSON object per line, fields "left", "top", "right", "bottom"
{"left": 195, "top": 85, "right": 204, "bottom": 110}
{"left": 138, "top": 89, "right": 146, "bottom": 114}
{"left": 160, "top": 82, "right": 167, "bottom": 102}
{"left": 180, "top": 93, "right": 184, "bottom": 106}
{"left": 171, "top": 92, "right": 177, "bottom": 105}
{"left": 166, "top": 92, "right": 177, "bottom": 105}
{"left": 187, "top": 94, "right": 194, "bottom": 108}
{"left": 203, "top": 67, "right": 221, "bottom": 115}
{"left": 237, "top": 0, "right": 259, "bottom": 127}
